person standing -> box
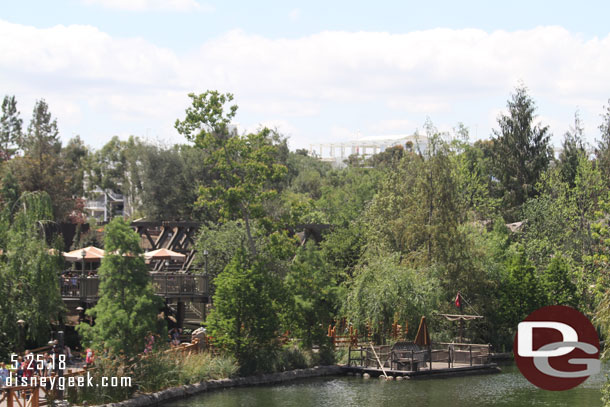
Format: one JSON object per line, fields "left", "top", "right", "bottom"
{"left": 0, "top": 362, "right": 9, "bottom": 388}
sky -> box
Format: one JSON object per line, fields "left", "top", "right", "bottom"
{"left": 2, "top": 0, "right": 610, "bottom": 152}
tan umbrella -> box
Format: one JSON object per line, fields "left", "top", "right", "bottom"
{"left": 144, "top": 248, "right": 186, "bottom": 262}
{"left": 414, "top": 316, "right": 431, "bottom": 347}
{"left": 63, "top": 246, "right": 105, "bottom": 262}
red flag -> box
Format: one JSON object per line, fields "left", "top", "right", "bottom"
{"left": 455, "top": 292, "right": 461, "bottom": 308}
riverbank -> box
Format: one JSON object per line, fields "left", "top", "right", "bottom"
{"left": 90, "top": 365, "right": 342, "bottom": 407}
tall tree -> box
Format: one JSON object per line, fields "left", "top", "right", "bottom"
{"left": 0, "top": 191, "right": 63, "bottom": 358}
{"left": 206, "top": 250, "right": 281, "bottom": 374}
{"left": 175, "top": 91, "right": 287, "bottom": 255}
{"left": 12, "top": 100, "right": 73, "bottom": 220}
{"left": 77, "top": 218, "right": 163, "bottom": 356}
{"left": 597, "top": 100, "right": 610, "bottom": 187}
{"left": 0, "top": 95, "right": 22, "bottom": 161}
{"left": 284, "top": 242, "right": 339, "bottom": 348}
{"left": 559, "top": 111, "right": 587, "bottom": 187}
{"left": 491, "top": 85, "right": 552, "bottom": 220}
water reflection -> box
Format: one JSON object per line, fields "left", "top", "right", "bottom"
{"left": 165, "top": 364, "right": 606, "bottom": 407}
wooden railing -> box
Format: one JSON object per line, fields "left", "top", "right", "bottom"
{"left": 60, "top": 274, "right": 209, "bottom": 300}
{"left": 348, "top": 342, "right": 492, "bottom": 371}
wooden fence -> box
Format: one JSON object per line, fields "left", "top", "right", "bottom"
{"left": 347, "top": 342, "right": 492, "bottom": 371}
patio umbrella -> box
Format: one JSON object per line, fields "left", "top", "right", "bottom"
{"left": 63, "top": 246, "right": 105, "bottom": 262}
{"left": 144, "top": 248, "right": 186, "bottom": 262}
{"left": 414, "top": 316, "right": 431, "bottom": 347}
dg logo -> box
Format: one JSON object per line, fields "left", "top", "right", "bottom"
{"left": 514, "top": 305, "right": 600, "bottom": 391}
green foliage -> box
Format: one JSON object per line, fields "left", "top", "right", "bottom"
{"left": 207, "top": 250, "right": 281, "bottom": 375}
{"left": 0, "top": 95, "right": 22, "bottom": 161}
{"left": 67, "top": 351, "right": 238, "bottom": 404}
{"left": 497, "top": 247, "right": 546, "bottom": 341}
{"left": 491, "top": 85, "right": 552, "bottom": 221}
{"left": 175, "top": 91, "right": 287, "bottom": 255}
{"left": 0, "top": 191, "right": 63, "bottom": 358}
{"left": 77, "top": 218, "right": 163, "bottom": 356}
{"left": 284, "top": 242, "right": 339, "bottom": 348}
{"left": 597, "top": 100, "right": 610, "bottom": 188}
{"left": 344, "top": 253, "right": 439, "bottom": 341}
{"left": 541, "top": 255, "right": 579, "bottom": 307}
{"left": 10, "top": 100, "right": 75, "bottom": 220}
{"left": 559, "top": 112, "right": 587, "bottom": 188}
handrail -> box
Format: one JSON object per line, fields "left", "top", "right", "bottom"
{"left": 60, "top": 274, "right": 208, "bottom": 299}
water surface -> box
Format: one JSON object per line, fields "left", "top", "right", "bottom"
{"left": 165, "top": 364, "right": 606, "bottom": 407}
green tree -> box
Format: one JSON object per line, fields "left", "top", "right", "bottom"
{"left": 11, "top": 100, "right": 74, "bottom": 220}
{"left": 491, "top": 86, "right": 552, "bottom": 220}
{"left": 344, "top": 253, "right": 439, "bottom": 342}
{"left": 0, "top": 95, "right": 22, "bottom": 161}
{"left": 559, "top": 112, "right": 586, "bottom": 188}
{"left": 62, "top": 136, "right": 89, "bottom": 197}
{"left": 498, "top": 247, "right": 546, "bottom": 337}
{"left": 77, "top": 218, "right": 163, "bottom": 356}
{"left": 597, "top": 100, "right": 610, "bottom": 188}
{"left": 541, "top": 255, "right": 578, "bottom": 307}
{"left": 138, "top": 144, "right": 196, "bottom": 220}
{"left": 284, "top": 242, "right": 338, "bottom": 348}
{"left": 207, "top": 250, "right": 281, "bottom": 374}
{"left": 175, "top": 91, "right": 287, "bottom": 255}
{"left": 0, "top": 191, "right": 63, "bottom": 358}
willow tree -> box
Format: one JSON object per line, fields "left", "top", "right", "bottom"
{"left": 0, "top": 191, "right": 63, "bottom": 358}
{"left": 77, "top": 218, "right": 163, "bottom": 356}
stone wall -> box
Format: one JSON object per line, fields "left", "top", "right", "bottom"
{"left": 95, "top": 365, "right": 343, "bottom": 407}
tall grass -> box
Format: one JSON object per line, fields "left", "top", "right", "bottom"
{"left": 67, "top": 351, "right": 237, "bottom": 405}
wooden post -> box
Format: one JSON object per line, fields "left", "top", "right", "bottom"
{"left": 7, "top": 388, "right": 13, "bottom": 407}
{"left": 411, "top": 349, "right": 414, "bottom": 371}
{"left": 447, "top": 345, "right": 451, "bottom": 368}
{"left": 31, "top": 386, "right": 39, "bottom": 407}
{"left": 429, "top": 347, "right": 432, "bottom": 371}
{"left": 370, "top": 343, "right": 388, "bottom": 378}
{"left": 469, "top": 345, "right": 472, "bottom": 366}
{"left": 348, "top": 346, "right": 351, "bottom": 366}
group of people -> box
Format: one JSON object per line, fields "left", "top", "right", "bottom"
{"left": 168, "top": 327, "right": 182, "bottom": 347}
{"left": 61, "top": 271, "right": 97, "bottom": 296}
{"left": 0, "top": 341, "right": 72, "bottom": 388}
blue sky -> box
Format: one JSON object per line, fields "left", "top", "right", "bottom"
{"left": 2, "top": 1, "right": 610, "bottom": 151}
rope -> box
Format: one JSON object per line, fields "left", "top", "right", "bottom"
{"left": 458, "top": 292, "right": 480, "bottom": 317}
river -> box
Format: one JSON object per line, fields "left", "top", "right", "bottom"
{"left": 165, "top": 363, "right": 607, "bottom": 407}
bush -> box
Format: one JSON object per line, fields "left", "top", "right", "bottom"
{"left": 67, "top": 350, "right": 237, "bottom": 405}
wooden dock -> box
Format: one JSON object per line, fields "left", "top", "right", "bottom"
{"left": 345, "top": 342, "right": 501, "bottom": 379}
{"left": 343, "top": 361, "right": 501, "bottom": 379}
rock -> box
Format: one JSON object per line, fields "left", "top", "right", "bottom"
{"left": 395, "top": 376, "right": 403, "bottom": 381}
{"left": 363, "top": 373, "right": 370, "bottom": 379}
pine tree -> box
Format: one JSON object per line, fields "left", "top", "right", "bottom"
{"left": 0, "top": 95, "right": 22, "bottom": 161}
{"left": 492, "top": 85, "right": 552, "bottom": 221}
{"left": 77, "top": 218, "right": 163, "bottom": 356}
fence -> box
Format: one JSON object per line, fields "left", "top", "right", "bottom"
{"left": 60, "top": 274, "right": 208, "bottom": 300}
{"left": 347, "top": 342, "right": 491, "bottom": 371}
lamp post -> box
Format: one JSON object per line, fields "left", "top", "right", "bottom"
{"left": 203, "top": 249, "right": 209, "bottom": 307}
{"left": 80, "top": 249, "right": 86, "bottom": 277}
{"left": 17, "top": 319, "right": 25, "bottom": 353}
{"left": 76, "top": 306, "right": 84, "bottom": 323}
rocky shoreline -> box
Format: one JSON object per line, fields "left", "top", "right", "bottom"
{"left": 88, "top": 365, "right": 343, "bottom": 407}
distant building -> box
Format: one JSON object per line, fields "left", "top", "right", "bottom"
{"left": 83, "top": 187, "right": 126, "bottom": 222}
{"left": 309, "top": 133, "right": 428, "bottom": 166}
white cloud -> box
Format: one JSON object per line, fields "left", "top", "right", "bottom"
{"left": 369, "top": 119, "right": 412, "bottom": 133}
{"left": 3, "top": 22, "right": 610, "bottom": 149}
{"left": 80, "top": 0, "right": 211, "bottom": 12}
{"left": 289, "top": 8, "right": 301, "bottom": 21}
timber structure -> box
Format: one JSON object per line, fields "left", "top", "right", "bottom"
{"left": 345, "top": 342, "right": 500, "bottom": 378}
